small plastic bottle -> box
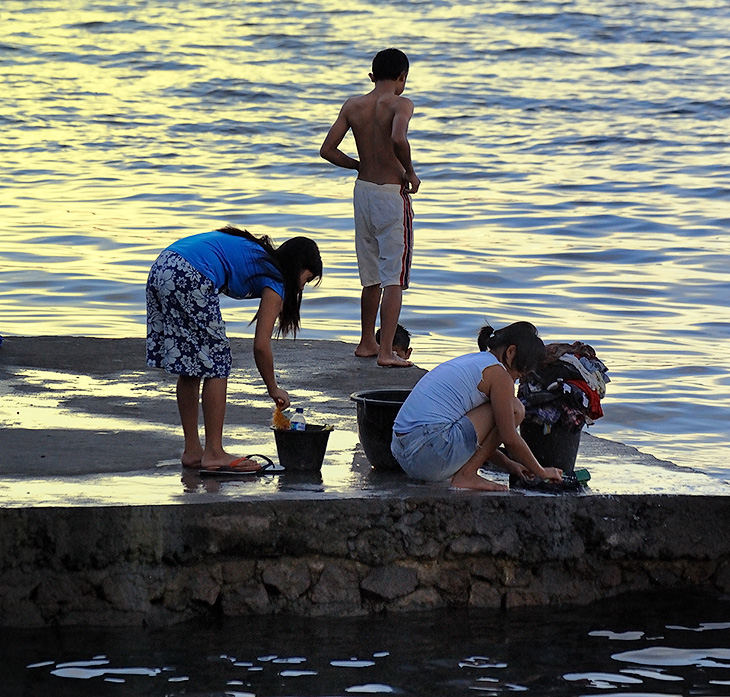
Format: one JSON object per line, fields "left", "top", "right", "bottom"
{"left": 290, "top": 407, "right": 306, "bottom": 432}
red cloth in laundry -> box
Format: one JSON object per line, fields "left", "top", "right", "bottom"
{"left": 566, "top": 379, "right": 603, "bottom": 420}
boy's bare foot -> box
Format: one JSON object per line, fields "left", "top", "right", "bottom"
{"left": 451, "top": 470, "right": 508, "bottom": 491}
{"left": 355, "top": 340, "right": 379, "bottom": 358}
{"left": 377, "top": 353, "right": 413, "bottom": 368}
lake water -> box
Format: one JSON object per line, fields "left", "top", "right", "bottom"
{"left": 3, "top": 590, "right": 730, "bottom": 696}
{"left": 2, "top": 2, "right": 730, "bottom": 691}
{"left": 2, "top": 0, "right": 729, "bottom": 478}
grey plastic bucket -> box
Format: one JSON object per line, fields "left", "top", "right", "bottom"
{"left": 350, "top": 389, "right": 411, "bottom": 471}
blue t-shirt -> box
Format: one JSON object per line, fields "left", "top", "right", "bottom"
{"left": 393, "top": 352, "right": 502, "bottom": 433}
{"left": 168, "top": 230, "right": 285, "bottom": 300}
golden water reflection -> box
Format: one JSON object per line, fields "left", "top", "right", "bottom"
{"left": 2, "top": 0, "right": 729, "bottom": 475}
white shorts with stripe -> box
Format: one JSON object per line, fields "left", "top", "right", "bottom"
{"left": 353, "top": 179, "right": 414, "bottom": 289}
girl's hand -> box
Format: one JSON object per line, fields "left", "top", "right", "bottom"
{"left": 514, "top": 463, "right": 535, "bottom": 482}
{"left": 269, "top": 387, "right": 290, "bottom": 410}
{"left": 501, "top": 457, "right": 534, "bottom": 482}
{"left": 543, "top": 467, "right": 563, "bottom": 482}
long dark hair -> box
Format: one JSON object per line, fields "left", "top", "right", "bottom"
{"left": 219, "top": 225, "right": 322, "bottom": 337}
{"left": 478, "top": 321, "right": 546, "bottom": 374}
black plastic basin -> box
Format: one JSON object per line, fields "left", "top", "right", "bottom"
{"left": 350, "top": 389, "right": 411, "bottom": 471}
{"left": 520, "top": 421, "right": 582, "bottom": 473}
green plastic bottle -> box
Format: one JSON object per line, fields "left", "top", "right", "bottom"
{"left": 573, "top": 468, "right": 591, "bottom": 484}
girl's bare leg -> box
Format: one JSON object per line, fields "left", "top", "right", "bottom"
{"left": 451, "top": 427, "right": 507, "bottom": 490}
{"left": 177, "top": 376, "right": 258, "bottom": 471}
{"left": 200, "top": 377, "right": 239, "bottom": 469}
{"left": 177, "top": 375, "right": 204, "bottom": 466}
{"left": 450, "top": 402, "right": 508, "bottom": 491}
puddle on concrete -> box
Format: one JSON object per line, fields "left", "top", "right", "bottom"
{"left": 1, "top": 369, "right": 341, "bottom": 434}
{"left": 1, "top": 449, "right": 728, "bottom": 508}
{"left": 0, "top": 426, "right": 395, "bottom": 506}
{"left": 2, "top": 369, "right": 730, "bottom": 507}
{"left": 1, "top": 368, "right": 174, "bottom": 432}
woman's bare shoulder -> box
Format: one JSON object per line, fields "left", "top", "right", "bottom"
{"left": 478, "top": 361, "right": 509, "bottom": 392}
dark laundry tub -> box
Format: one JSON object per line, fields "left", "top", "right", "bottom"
{"left": 520, "top": 421, "right": 582, "bottom": 474}
{"left": 350, "top": 389, "right": 411, "bottom": 471}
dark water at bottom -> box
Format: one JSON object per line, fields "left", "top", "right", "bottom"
{"left": 3, "top": 590, "right": 730, "bottom": 697}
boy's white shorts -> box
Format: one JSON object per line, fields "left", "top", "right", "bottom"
{"left": 353, "top": 179, "right": 414, "bottom": 289}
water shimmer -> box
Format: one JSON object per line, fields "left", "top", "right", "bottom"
{"left": 3, "top": 591, "right": 730, "bottom": 696}
{"left": 1, "top": 0, "right": 729, "bottom": 476}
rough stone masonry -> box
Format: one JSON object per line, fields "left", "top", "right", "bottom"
{"left": 1, "top": 493, "right": 730, "bottom": 627}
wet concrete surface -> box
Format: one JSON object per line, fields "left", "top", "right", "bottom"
{"left": 1, "top": 336, "right": 728, "bottom": 507}
{"left": 4, "top": 337, "right": 730, "bottom": 628}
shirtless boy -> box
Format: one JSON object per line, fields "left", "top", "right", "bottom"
{"left": 320, "top": 48, "right": 420, "bottom": 368}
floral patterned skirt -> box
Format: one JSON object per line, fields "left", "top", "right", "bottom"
{"left": 146, "top": 250, "right": 232, "bottom": 378}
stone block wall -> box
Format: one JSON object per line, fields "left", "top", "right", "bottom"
{"left": 1, "top": 494, "right": 729, "bottom": 627}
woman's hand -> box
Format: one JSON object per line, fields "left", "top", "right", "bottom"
{"left": 510, "top": 461, "right": 535, "bottom": 482}
{"left": 253, "top": 287, "right": 286, "bottom": 403}
{"left": 495, "top": 454, "right": 535, "bottom": 482}
{"left": 269, "top": 387, "right": 290, "bottom": 410}
{"left": 542, "top": 467, "right": 563, "bottom": 482}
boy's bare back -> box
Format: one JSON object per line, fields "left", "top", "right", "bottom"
{"left": 320, "top": 71, "right": 419, "bottom": 194}
{"left": 342, "top": 89, "right": 415, "bottom": 187}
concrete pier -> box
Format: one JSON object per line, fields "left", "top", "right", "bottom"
{"left": 1, "top": 336, "right": 729, "bottom": 628}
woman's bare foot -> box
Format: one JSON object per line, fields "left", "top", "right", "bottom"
{"left": 451, "top": 470, "right": 508, "bottom": 491}
{"left": 201, "top": 454, "right": 261, "bottom": 472}
{"left": 181, "top": 448, "right": 204, "bottom": 468}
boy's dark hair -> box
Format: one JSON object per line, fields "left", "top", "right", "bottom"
{"left": 371, "top": 48, "right": 409, "bottom": 81}
{"left": 218, "top": 226, "right": 322, "bottom": 338}
{"left": 375, "top": 323, "right": 411, "bottom": 350}
{"left": 479, "top": 321, "right": 546, "bottom": 374}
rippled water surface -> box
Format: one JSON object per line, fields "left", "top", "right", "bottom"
{"left": 2, "top": 590, "right": 730, "bottom": 696}
{"left": 1, "top": 0, "right": 729, "bottom": 475}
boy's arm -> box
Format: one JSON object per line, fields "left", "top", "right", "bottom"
{"left": 320, "top": 104, "right": 359, "bottom": 171}
{"left": 392, "top": 98, "right": 420, "bottom": 193}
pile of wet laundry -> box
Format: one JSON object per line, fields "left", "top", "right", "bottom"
{"left": 517, "top": 341, "right": 609, "bottom": 434}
